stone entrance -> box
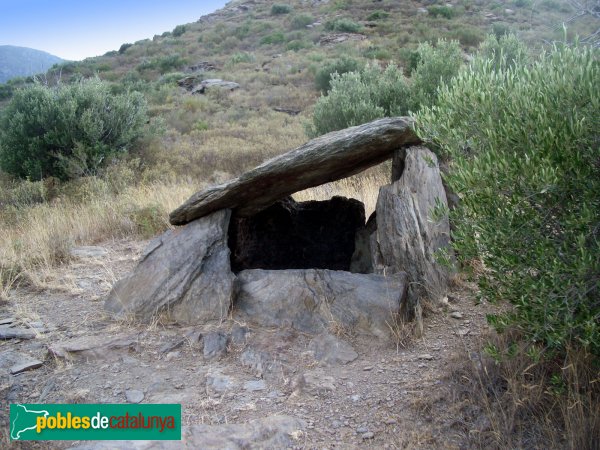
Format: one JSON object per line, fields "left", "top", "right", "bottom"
{"left": 104, "top": 117, "right": 453, "bottom": 338}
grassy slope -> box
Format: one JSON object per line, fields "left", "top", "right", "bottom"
{"left": 0, "top": 0, "right": 594, "bottom": 289}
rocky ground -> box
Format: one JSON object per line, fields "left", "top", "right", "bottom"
{"left": 1, "top": 239, "right": 495, "bottom": 449}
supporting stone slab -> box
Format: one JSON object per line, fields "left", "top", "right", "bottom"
{"left": 105, "top": 209, "right": 234, "bottom": 324}
{"left": 233, "top": 269, "right": 408, "bottom": 339}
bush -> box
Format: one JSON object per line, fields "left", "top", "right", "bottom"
{"left": 260, "top": 32, "right": 286, "bottom": 45}
{"left": 478, "top": 33, "right": 527, "bottom": 71}
{"left": 314, "top": 56, "right": 361, "bottom": 93}
{"left": 0, "top": 84, "right": 13, "bottom": 101}
{"left": 271, "top": 4, "right": 292, "bottom": 15}
{"left": 367, "top": 10, "right": 390, "bottom": 20}
{"left": 491, "top": 22, "right": 512, "bottom": 38}
{"left": 172, "top": 25, "right": 187, "bottom": 37}
{"left": 410, "top": 39, "right": 463, "bottom": 109}
{"left": 290, "top": 13, "right": 314, "bottom": 29}
{"left": 416, "top": 44, "right": 600, "bottom": 360}
{"left": 118, "top": 43, "right": 133, "bottom": 54}
{"left": 309, "top": 63, "right": 411, "bottom": 136}
{"left": 453, "top": 26, "right": 485, "bottom": 46}
{"left": 427, "top": 5, "right": 456, "bottom": 19}
{"left": 324, "top": 18, "right": 362, "bottom": 33}
{"left": 229, "top": 52, "right": 255, "bottom": 64}
{"left": 0, "top": 79, "right": 148, "bottom": 180}
{"left": 286, "top": 40, "right": 311, "bottom": 52}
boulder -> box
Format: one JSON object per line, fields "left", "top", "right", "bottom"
{"left": 229, "top": 196, "right": 365, "bottom": 272}
{"left": 191, "top": 79, "right": 240, "bottom": 94}
{"left": 105, "top": 210, "right": 234, "bottom": 324}
{"left": 233, "top": 269, "right": 408, "bottom": 338}
{"left": 373, "top": 146, "right": 453, "bottom": 307}
{"left": 170, "top": 117, "right": 420, "bottom": 224}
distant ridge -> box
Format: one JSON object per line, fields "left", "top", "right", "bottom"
{"left": 0, "top": 45, "right": 63, "bottom": 83}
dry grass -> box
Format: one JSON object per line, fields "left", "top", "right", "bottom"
{"left": 293, "top": 162, "right": 390, "bottom": 217}
{"left": 0, "top": 182, "right": 197, "bottom": 290}
{"left": 444, "top": 331, "right": 600, "bottom": 450}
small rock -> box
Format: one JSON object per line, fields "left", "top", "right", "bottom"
{"left": 165, "top": 351, "right": 180, "bottom": 361}
{"left": 457, "top": 329, "right": 471, "bottom": 336}
{"left": 362, "top": 432, "right": 375, "bottom": 439}
{"left": 384, "top": 418, "right": 397, "bottom": 425}
{"left": 69, "top": 246, "right": 108, "bottom": 258}
{"left": 10, "top": 359, "right": 43, "bottom": 375}
{"left": 206, "top": 372, "right": 234, "bottom": 392}
{"left": 356, "top": 426, "right": 368, "bottom": 433}
{"left": 125, "top": 389, "right": 144, "bottom": 404}
{"left": 244, "top": 380, "right": 266, "bottom": 392}
{"left": 308, "top": 333, "right": 358, "bottom": 365}
{"left": 203, "top": 331, "right": 229, "bottom": 359}
{"left": 351, "top": 395, "right": 361, "bottom": 402}
{"left": 418, "top": 354, "right": 434, "bottom": 361}
{"left": 231, "top": 325, "right": 249, "bottom": 345}
{"left": 505, "top": 8, "right": 514, "bottom": 14}
{"left": 450, "top": 311, "right": 464, "bottom": 319}
{"left": 363, "top": 366, "right": 373, "bottom": 371}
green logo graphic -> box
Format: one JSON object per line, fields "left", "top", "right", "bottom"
{"left": 10, "top": 404, "right": 181, "bottom": 441}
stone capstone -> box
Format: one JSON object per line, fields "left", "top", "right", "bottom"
{"left": 229, "top": 196, "right": 365, "bottom": 272}
{"left": 104, "top": 210, "right": 234, "bottom": 324}
{"left": 170, "top": 117, "right": 420, "bottom": 224}
{"left": 233, "top": 269, "right": 408, "bottom": 338}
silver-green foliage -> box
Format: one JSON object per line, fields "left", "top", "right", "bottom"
{"left": 308, "top": 63, "right": 410, "bottom": 137}
{"left": 409, "top": 39, "right": 463, "bottom": 110}
{"left": 0, "top": 78, "right": 147, "bottom": 180}
{"left": 416, "top": 43, "right": 600, "bottom": 358}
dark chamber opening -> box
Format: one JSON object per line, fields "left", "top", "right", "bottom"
{"left": 228, "top": 196, "right": 366, "bottom": 273}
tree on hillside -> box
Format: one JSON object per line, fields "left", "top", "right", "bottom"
{"left": 0, "top": 78, "right": 147, "bottom": 181}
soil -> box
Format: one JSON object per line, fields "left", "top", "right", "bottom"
{"left": 1, "top": 238, "right": 497, "bottom": 449}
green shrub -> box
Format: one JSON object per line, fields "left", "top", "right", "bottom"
{"left": 172, "top": 24, "right": 187, "bottom": 37}
{"left": 363, "top": 46, "right": 392, "bottom": 60}
{"left": 128, "top": 204, "right": 168, "bottom": 238}
{"left": 453, "top": 26, "right": 485, "bottom": 46}
{"left": 367, "top": 10, "right": 390, "bottom": 20}
{"left": 478, "top": 33, "right": 527, "bottom": 71}
{"left": 324, "top": 18, "right": 362, "bottom": 33}
{"left": 271, "top": 4, "right": 292, "bottom": 15}
{"left": 491, "top": 22, "right": 512, "bottom": 38}
{"left": 118, "top": 43, "right": 133, "bottom": 54}
{"left": 410, "top": 39, "right": 463, "bottom": 109}
{"left": 230, "top": 52, "right": 255, "bottom": 64}
{"left": 314, "top": 56, "right": 361, "bottom": 93}
{"left": 309, "top": 63, "right": 411, "bottom": 136}
{"left": 0, "top": 78, "right": 148, "bottom": 181}
{"left": 514, "top": 0, "right": 532, "bottom": 7}
{"left": 286, "top": 40, "right": 311, "bottom": 52}
{"left": 0, "top": 84, "right": 13, "bottom": 101}
{"left": 427, "top": 5, "right": 456, "bottom": 19}
{"left": 260, "top": 32, "right": 286, "bottom": 45}
{"left": 290, "top": 13, "right": 314, "bottom": 29}
{"left": 416, "top": 44, "right": 600, "bottom": 359}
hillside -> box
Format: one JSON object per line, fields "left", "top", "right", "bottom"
{"left": 0, "top": 45, "right": 63, "bottom": 83}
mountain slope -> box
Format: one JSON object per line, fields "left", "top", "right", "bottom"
{"left": 0, "top": 45, "right": 63, "bottom": 83}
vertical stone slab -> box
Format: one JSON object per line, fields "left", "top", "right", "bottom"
{"left": 105, "top": 209, "right": 234, "bottom": 324}
{"left": 374, "top": 146, "right": 453, "bottom": 310}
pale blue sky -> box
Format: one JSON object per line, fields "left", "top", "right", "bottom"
{"left": 0, "top": 0, "right": 228, "bottom": 60}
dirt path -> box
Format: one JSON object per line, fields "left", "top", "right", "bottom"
{"left": 1, "top": 239, "right": 494, "bottom": 449}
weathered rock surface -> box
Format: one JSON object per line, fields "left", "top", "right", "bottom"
{"left": 373, "top": 146, "right": 453, "bottom": 306}
{"left": 234, "top": 269, "right": 408, "bottom": 338}
{"left": 191, "top": 79, "right": 240, "bottom": 94}
{"left": 170, "top": 117, "right": 420, "bottom": 224}
{"left": 0, "top": 325, "right": 36, "bottom": 340}
{"left": 229, "top": 196, "right": 365, "bottom": 272}
{"left": 0, "top": 350, "right": 43, "bottom": 374}
{"left": 105, "top": 210, "right": 234, "bottom": 324}
{"left": 320, "top": 33, "right": 367, "bottom": 45}
{"left": 308, "top": 333, "right": 358, "bottom": 365}
{"left": 71, "top": 415, "right": 305, "bottom": 450}
{"left": 69, "top": 246, "right": 108, "bottom": 258}
{"left": 48, "top": 333, "right": 140, "bottom": 361}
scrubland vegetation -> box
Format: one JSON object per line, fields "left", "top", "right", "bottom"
{"left": 0, "top": 0, "right": 598, "bottom": 447}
